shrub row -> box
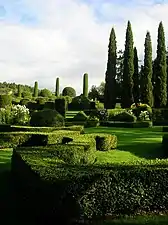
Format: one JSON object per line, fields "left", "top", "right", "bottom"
{"left": 100, "top": 121, "right": 153, "bottom": 128}
{"left": 152, "top": 108, "right": 168, "bottom": 125}
{"left": 11, "top": 153, "right": 168, "bottom": 223}
{"left": 0, "top": 124, "right": 84, "bottom": 134}
{"left": 0, "top": 130, "right": 80, "bottom": 148}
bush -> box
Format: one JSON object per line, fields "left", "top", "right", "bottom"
{"left": 44, "top": 101, "right": 55, "bottom": 110}
{"left": 85, "top": 115, "right": 99, "bottom": 128}
{"left": 35, "top": 97, "right": 48, "bottom": 104}
{"left": 39, "top": 89, "right": 52, "bottom": 98}
{"left": 0, "top": 94, "right": 12, "bottom": 108}
{"left": 94, "top": 134, "right": 117, "bottom": 151}
{"left": 162, "top": 134, "right": 168, "bottom": 156}
{"left": 10, "top": 104, "right": 30, "bottom": 125}
{"left": 109, "top": 111, "right": 137, "bottom": 122}
{"left": 62, "top": 87, "right": 76, "bottom": 97}
{"left": 73, "top": 111, "right": 88, "bottom": 122}
{"left": 131, "top": 103, "right": 152, "bottom": 120}
{"left": 20, "top": 98, "right": 30, "bottom": 106}
{"left": 100, "top": 121, "right": 152, "bottom": 128}
{"left": 30, "top": 109, "right": 64, "bottom": 127}
{"left": 0, "top": 106, "right": 11, "bottom": 124}
{"left": 11, "top": 152, "right": 168, "bottom": 223}
{"left": 0, "top": 130, "right": 80, "bottom": 148}
{"left": 69, "top": 96, "right": 91, "bottom": 110}
{"left": 22, "top": 91, "right": 32, "bottom": 99}
{"left": 55, "top": 98, "right": 67, "bottom": 117}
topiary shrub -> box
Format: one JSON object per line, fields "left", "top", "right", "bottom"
{"left": 35, "top": 97, "right": 48, "bottom": 104}
{"left": 73, "top": 111, "right": 88, "bottom": 122}
{"left": 95, "top": 134, "right": 117, "bottom": 151}
{"left": 85, "top": 115, "right": 99, "bottom": 127}
{"left": 131, "top": 103, "right": 152, "bottom": 120}
{"left": 30, "top": 109, "right": 64, "bottom": 127}
{"left": 62, "top": 87, "right": 76, "bottom": 98}
{"left": 109, "top": 111, "right": 137, "bottom": 122}
{"left": 55, "top": 98, "right": 67, "bottom": 117}
{"left": 0, "top": 94, "right": 12, "bottom": 108}
{"left": 69, "top": 96, "right": 91, "bottom": 110}
{"left": 39, "top": 88, "right": 52, "bottom": 98}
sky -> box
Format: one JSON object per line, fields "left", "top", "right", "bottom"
{"left": 0, "top": 0, "right": 168, "bottom": 94}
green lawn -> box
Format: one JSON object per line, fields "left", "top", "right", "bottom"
{"left": 85, "top": 126, "right": 166, "bottom": 165}
{"left": 104, "top": 215, "right": 168, "bottom": 225}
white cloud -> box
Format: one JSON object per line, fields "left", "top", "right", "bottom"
{"left": 0, "top": 0, "right": 168, "bottom": 94}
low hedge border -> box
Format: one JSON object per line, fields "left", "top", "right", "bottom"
{"left": 100, "top": 121, "right": 152, "bottom": 128}
{"left": 11, "top": 149, "right": 168, "bottom": 224}
{"left": 0, "top": 130, "right": 80, "bottom": 148}
{"left": 0, "top": 124, "right": 84, "bottom": 134}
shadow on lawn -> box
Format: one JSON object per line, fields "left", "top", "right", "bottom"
{"left": 118, "top": 142, "right": 165, "bottom": 160}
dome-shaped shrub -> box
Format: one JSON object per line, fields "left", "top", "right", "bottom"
{"left": 30, "top": 109, "right": 64, "bottom": 127}
{"left": 62, "top": 87, "right": 76, "bottom": 97}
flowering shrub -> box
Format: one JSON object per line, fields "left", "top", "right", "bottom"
{"left": 130, "top": 103, "right": 152, "bottom": 121}
{"left": 10, "top": 104, "right": 30, "bottom": 125}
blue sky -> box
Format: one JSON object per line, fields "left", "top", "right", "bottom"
{"left": 0, "top": 0, "right": 167, "bottom": 93}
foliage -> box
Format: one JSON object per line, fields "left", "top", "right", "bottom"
{"left": 141, "top": 32, "right": 153, "bottom": 107}
{"left": 100, "top": 121, "right": 152, "bottom": 128}
{"left": 10, "top": 104, "right": 30, "bottom": 125}
{"left": 22, "top": 91, "right": 32, "bottom": 99}
{"left": 104, "top": 27, "right": 117, "bottom": 109}
{"left": 95, "top": 134, "right": 117, "bottom": 151}
{"left": 153, "top": 22, "right": 167, "bottom": 107}
{"left": 83, "top": 73, "right": 88, "bottom": 97}
{"left": 17, "top": 85, "right": 22, "bottom": 98}
{"left": 30, "top": 109, "right": 65, "bottom": 127}
{"left": 55, "top": 98, "right": 67, "bottom": 117}
{"left": 69, "top": 95, "right": 91, "bottom": 110}
{"left": 55, "top": 77, "right": 59, "bottom": 97}
{"left": 35, "top": 97, "right": 47, "bottom": 104}
{"left": 62, "top": 87, "right": 76, "bottom": 97}
{"left": 20, "top": 98, "right": 30, "bottom": 106}
{"left": 85, "top": 115, "right": 99, "bottom": 128}
{"left": 130, "top": 103, "right": 152, "bottom": 121}
{"left": 0, "top": 94, "right": 12, "bottom": 108}
{"left": 0, "top": 106, "right": 11, "bottom": 124}
{"left": 133, "top": 47, "right": 140, "bottom": 104}
{"left": 39, "top": 88, "right": 52, "bottom": 98}
{"left": 108, "top": 111, "right": 137, "bottom": 122}
{"left": 152, "top": 108, "right": 168, "bottom": 125}
{"left": 121, "top": 21, "right": 134, "bottom": 108}
{"left": 33, "top": 81, "right": 38, "bottom": 98}
{"left": 73, "top": 111, "right": 88, "bottom": 122}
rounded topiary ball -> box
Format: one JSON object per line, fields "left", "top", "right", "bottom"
{"left": 30, "top": 109, "right": 64, "bottom": 127}
{"left": 62, "top": 87, "right": 76, "bottom": 98}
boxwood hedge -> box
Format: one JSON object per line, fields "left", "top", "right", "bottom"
{"left": 11, "top": 150, "right": 168, "bottom": 224}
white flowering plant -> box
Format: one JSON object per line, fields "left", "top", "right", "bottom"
{"left": 139, "top": 110, "right": 150, "bottom": 121}
{"left": 10, "top": 104, "right": 30, "bottom": 125}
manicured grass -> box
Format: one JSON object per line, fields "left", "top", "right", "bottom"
{"left": 104, "top": 215, "right": 168, "bottom": 225}
{"left": 0, "top": 149, "right": 12, "bottom": 171}
{"left": 85, "top": 126, "right": 165, "bottom": 165}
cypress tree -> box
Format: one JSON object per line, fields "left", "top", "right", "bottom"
{"left": 121, "top": 21, "right": 134, "bottom": 108}
{"left": 55, "top": 77, "right": 59, "bottom": 97}
{"left": 141, "top": 31, "right": 153, "bottom": 107}
{"left": 83, "top": 73, "right": 88, "bottom": 97}
{"left": 33, "top": 81, "right": 38, "bottom": 98}
{"left": 104, "top": 27, "right": 117, "bottom": 109}
{"left": 133, "top": 47, "right": 140, "bottom": 104}
{"left": 18, "top": 84, "right": 22, "bottom": 98}
{"left": 154, "top": 22, "right": 167, "bottom": 107}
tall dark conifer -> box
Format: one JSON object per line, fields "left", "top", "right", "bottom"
{"left": 33, "top": 81, "right": 38, "bottom": 98}
{"left": 104, "top": 27, "right": 117, "bottom": 109}
{"left": 133, "top": 47, "right": 140, "bottom": 104}
{"left": 121, "top": 21, "right": 134, "bottom": 108}
{"left": 55, "top": 77, "right": 59, "bottom": 97}
{"left": 141, "top": 31, "right": 153, "bottom": 106}
{"left": 154, "top": 22, "right": 167, "bottom": 107}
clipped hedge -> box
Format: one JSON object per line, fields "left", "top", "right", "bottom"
{"left": 162, "top": 134, "right": 168, "bottom": 156}
{"left": 100, "top": 121, "right": 152, "bottom": 128}
{"left": 11, "top": 151, "right": 168, "bottom": 223}
{"left": 108, "top": 111, "right": 137, "bottom": 122}
{"left": 55, "top": 98, "right": 67, "bottom": 118}
{"left": 85, "top": 133, "right": 117, "bottom": 150}
{"left": 73, "top": 111, "right": 88, "bottom": 122}
{"left": 0, "top": 130, "right": 80, "bottom": 148}
{"left": 0, "top": 124, "right": 84, "bottom": 133}
{"left": 30, "top": 109, "right": 64, "bottom": 127}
